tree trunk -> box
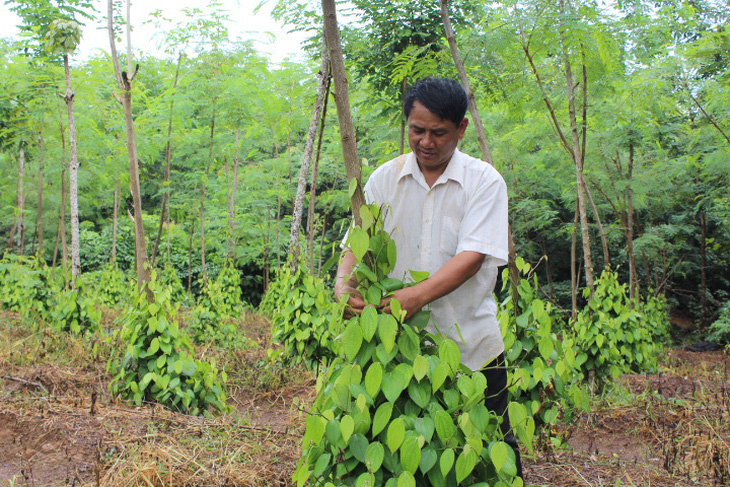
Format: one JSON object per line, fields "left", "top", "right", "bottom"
{"left": 440, "top": 0, "right": 522, "bottom": 308}
{"left": 200, "top": 108, "right": 216, "bottom": 283}
{"left": 289, "top": 44, "right": 331, "bottom": 268}
{"left": 63, "top": 53, "right": 81, "bottom": 286}
{"left": 108, "top": 0, "right": 151, "bottom": 294}
{"left": 322, "top": 0, "right": 366, "bottom": 226}
{"left": 111, "top": 182, "right": 119, "bottom": 266}
{"left": 12, "top": 147, "right": 27, "bottom": 255}
{"left": 583, "top": 177, "right": 609, "bottom": 269}
{"left": 307, "top": 83, "right": 330, "bottom": 273}
{"left": 226, "top": 126, "right": 241, "bottom": 260}
{"left": 187, "top": 219, "right": 194, "bottom": 292}
{"left": 36, "top": 131, "right": 45, "bottom": 258}
{"left": 626, "top": 142, "right": 638, "bottom": 299}
{"left": 571, "top": 201, "right": 579, "bottom": 319}
{"left": 700, "top": 211, "right": 708, "bottom": 326}
{"left": 557, "top": 0, "right": 594, "bottom": 294}
{"left": 151, "top": 52, "right": 182, "bottom": 266}
{"left": 520, "top": 1, "right": 595, "bottom": 295}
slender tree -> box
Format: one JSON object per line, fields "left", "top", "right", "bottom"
{"left": 107, "top": 0, "right": 150, "bottom": 292}
{"left": 289, "top": 40, "right": 331, "bottom": 268}
{"left": 45, "top": 18, "right": 82, "bottom": 285}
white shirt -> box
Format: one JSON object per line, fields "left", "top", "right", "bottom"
{"left": 363, "top": 149, "right": 509, "bottom": 370}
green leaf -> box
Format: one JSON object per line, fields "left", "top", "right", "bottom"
{"left": 378, "top": 314, "right": 398, "bottom": 354}
{"left": 360, "top": 306, "right": 378, "bottom": 341}
{"left": 397, "top": 472, "right": 415, "bottom": 487}
{"left": 413, "top": 355, "right": 429, "bottom": 382}
{"left": 349, "top": 228, "right": 370, "bottom": 262}
{"left": 433, "top": 410, "right": 455, "bottom": 441}
{"left": 419, "top": 446, "right": 438, "bottom": 474}
{"left": 409, "top": 270, "right": 429, "bottom": 283}
{"left": 341, "top": 415, "right": 355, "bottom": 444}
{"left": 372, "top": 402, "right": 393, "bottom": 436}
{"left": 365, "top": 362, "right": 384, "bottom": 398}
{"left": 400, "top": 436, "right": 421, "bottom": 474}
{"left": 439, "top": 448, "right": 455, "bottom": 477}
{"left": 350, "top": 433, "right": 369, "bottom": 463}
{"left": 407, "top": 380, "right": 431, "bottom": 409}
{"left": 386, "top": 418, "right": 406, "bottom": 453}
{"left": 366, "top": 285, "right": 382, "bottom": 306}
{"left": 342, "top": 321, "right": 364, "bottom": 360}
{"left": 439, "top": 340, "right": 461, "bottom": 372}
{"left": 365, "top": 441, "right": 385, "bottom": 472}
{"left": 455, "top": 447, "right": 477, "bottom": 483}
{"left": 489, "top": 441, "right": 509, "bottom": 473}
{"left": 382, "top": 369, "right": 407, "bottom": 403}
{"left": 303, "top": 415, "right": 326, "bottom": 446}
{"left": 406, "top": 310, "right": 430, "bottom": 331}
{"left": 432, "top": 362, "right": 450, "bottom": 393}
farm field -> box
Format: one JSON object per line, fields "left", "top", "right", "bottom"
{"left": 1, "top": 310, "right": 727, "bottom": 487}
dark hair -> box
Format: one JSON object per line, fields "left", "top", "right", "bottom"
{"left": 403, "top": 77, "right": 468, "bottom": 127}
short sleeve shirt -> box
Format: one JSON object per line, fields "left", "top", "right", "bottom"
{"left": 363, "top": 149, "right": 509, "bottom": 370}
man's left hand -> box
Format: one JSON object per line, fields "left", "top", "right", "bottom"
{"left": 380, "top": 286, "right": 425, "bottom": 321}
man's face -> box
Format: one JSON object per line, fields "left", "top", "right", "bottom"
{"left": 407, "top": 100, "right": 468, "bottom": 172}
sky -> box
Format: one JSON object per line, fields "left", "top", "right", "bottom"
{"left": 0, "top": 0, "right": 311, "bottom": 64}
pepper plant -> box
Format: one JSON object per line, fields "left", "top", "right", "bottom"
{"left": 108, "top": 269, "right": 230, "bottom": 416}
{"left": 54, "top": 278, "right": 101, "bottom": 335}
{"left": 572, "top": 269, "right": 668, "bottom": 386}
{"left": 498, "top": 258, "right": 588, "bottom": 449}
{"left": 294, "top": 205, "right": 528, "bottom": 487}
{"left": 262, "top": 258, "right": 343, "bottom": 371}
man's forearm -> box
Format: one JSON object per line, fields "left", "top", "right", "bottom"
{"left": 387, "top": 250, "right": 485, "bottom": 318}
{"left": 335, "top": 250, "right": 357, "bottom": 297}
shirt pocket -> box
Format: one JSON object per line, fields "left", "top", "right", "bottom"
{"left": 440, "top": 216, "right": 461, "bottom": 255}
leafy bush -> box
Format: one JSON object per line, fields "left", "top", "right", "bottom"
{"left": 108, "top": 271, "right": 229, "bottom": 416}
{"left": 572, "top": 269, "right": 665, "bottom": 385}
{"left": 197, "top": 260, "right": 243, "bottom": 317}
{"left": 262, "top": 259, "right": 343, "bottom": 370}
{"left": 708, "top": 301, "right": 730, "bottom": 345}
{"left": 85, "top": 264, "right": 131, "bottom": 308}
{"left": 294, "top": 205, "right": 526, "bottom": 487}
{"left": 0, "top": 253, "right": 60, "bottom": 319}
{"left": 186, "top": 261, "right": 242, "bottom": 345}
{"left": 158, "top": 262, "right": 193, "bottom": 307}
{"left": 498, "top": 259, "right": 588, "bottom": 449}
{"left": 54, "top": 278, "right": 102, "bottom": 335}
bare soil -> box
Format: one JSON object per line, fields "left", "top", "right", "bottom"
{"left": 1, "top": 311, "right": 728, "bottom": 486}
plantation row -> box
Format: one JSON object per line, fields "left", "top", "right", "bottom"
{"left": 0, "top": 210, "right": 673, "bottom": 486}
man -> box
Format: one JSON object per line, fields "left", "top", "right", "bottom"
{"left": 335, "top": 77, "right": 522, "bottom": 479}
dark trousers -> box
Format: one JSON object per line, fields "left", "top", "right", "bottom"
{"left": 482, "top": 353, "right": 524, "bottom": 481}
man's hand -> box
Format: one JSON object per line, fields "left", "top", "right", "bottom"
{"left": 380, "top": 286, "right": 425, "bottom": 320}
{"left": 336, "top": 285, "right": 368, "bottom": 318}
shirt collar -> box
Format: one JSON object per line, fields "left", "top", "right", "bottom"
{"left": 398, "top": 149, "right": 466, "bottom": 188}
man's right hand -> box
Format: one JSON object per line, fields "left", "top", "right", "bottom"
{"left": 336, "top": 285, "right": 368, "bottom": 318}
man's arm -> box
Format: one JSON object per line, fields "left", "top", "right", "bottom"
{"left": 382, "top": 250, "right": 485, "bottom": 319}
{"left": 334, "top": 250, "right": 368, "bottom": 316}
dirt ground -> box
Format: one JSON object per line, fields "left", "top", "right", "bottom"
{"left": 1, "top": 312, "right": 728, "bottom": 486}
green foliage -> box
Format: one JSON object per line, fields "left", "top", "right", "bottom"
{"left": 54, "top": 278, "right": 101, "bottom": 335}
{"left": 708, "top": 301, "right": 730, "bottom": 345}
{"left": 0, "top": 253, "right": 60, "bottom": 319}
{"left": 85, "top": 264, "right": 131, "bottom": 308}
{"left": 572, "top": 269, "right": 668, "bottom": 384}
{"left": 158, "top": 262, "right": 192, "bottom": 307}
{"left": 187, "top": 261, "right": 241, "bottom": 345}
{"left": 498, "top": 259, "right": 588, "bottom": 449}
{"left": 294, "top": 205, "right": 524, "bottom": 487}
{"left": 44, "top": 18, "right": 81, "bottom": 56}
{"left": 108, "top": 271, "right": 229, "bottom": 416}
{"left": 262, "top": 260, "right": 342, "bottom": 370}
